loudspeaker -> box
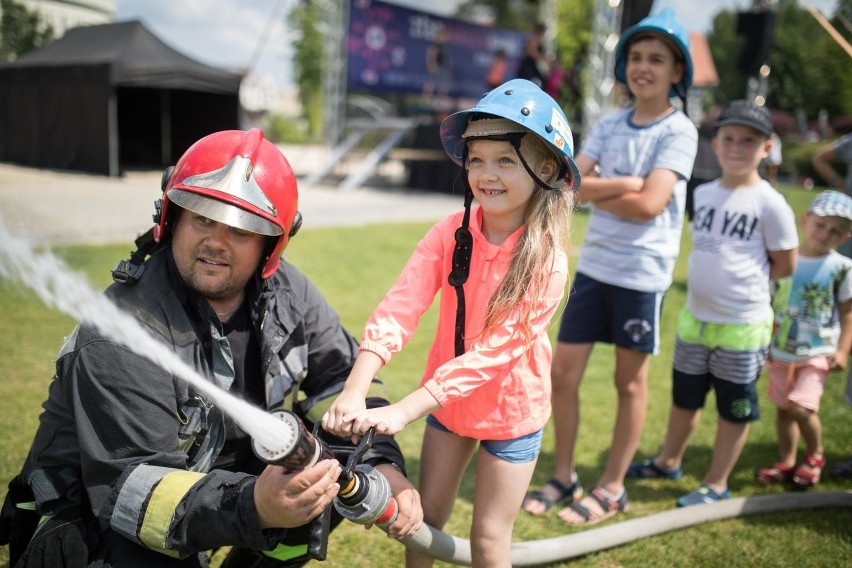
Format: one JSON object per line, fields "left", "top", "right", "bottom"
{"left": 620, "top": 0, "right": 654, "bottom": 32}
{"left": 736, "top": 10, "right": 777, "bottom": 75}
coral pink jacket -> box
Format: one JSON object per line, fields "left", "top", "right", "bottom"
{"left": 360, "top": 206, "right": 568, "bottom": 440}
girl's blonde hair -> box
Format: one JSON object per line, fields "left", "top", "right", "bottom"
{"left": 481, "top": 133, "right": 573, "bottom": 339}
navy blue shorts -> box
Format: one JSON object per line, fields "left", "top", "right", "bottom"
{"left": 672, "top": 368, "right": 761, "bottom": 423}
{"left": 557, "top": 272, "right": 664, "bottom": 354}
{"left": 425, "top": 415, "right": 542, "bottom": 463}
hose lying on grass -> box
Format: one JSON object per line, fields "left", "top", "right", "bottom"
{"left": 394, "top": 490, "right": 852, "bottom": 566}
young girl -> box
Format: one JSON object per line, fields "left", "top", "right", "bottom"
{"left": 322, "top": 79, "right": 579, "bottom": 567}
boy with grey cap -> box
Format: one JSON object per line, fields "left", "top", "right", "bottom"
{"left": 626, "top": 99, "right": 799, "bottom": 507}
{"left": 759, "top": 190, "right": 852, "bottom": 488}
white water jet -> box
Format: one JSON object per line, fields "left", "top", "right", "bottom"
{"left": 0, "top": 217, "right": 289, "bottom": 454}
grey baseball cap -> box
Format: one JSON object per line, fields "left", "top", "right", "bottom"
{"left": 715, "top": 99, "right": 773, "bottom": 138}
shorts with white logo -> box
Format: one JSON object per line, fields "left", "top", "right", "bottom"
{"left": 557, "top": 271, "right": 664, "bottom": 354}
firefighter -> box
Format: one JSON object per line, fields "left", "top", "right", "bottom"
{"left": 0, "top": 129, "right": 422, "bottom": 567}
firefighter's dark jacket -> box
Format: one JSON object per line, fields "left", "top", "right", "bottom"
{"left": 11, "top": 247, "right": 404, "bottom": 558}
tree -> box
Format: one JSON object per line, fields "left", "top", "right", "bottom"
{"left": 708, "top": 0, "right": 851, "bottom": 121}
{"left": 456, "top": 0, "right": 593, "bottom": 111}
{"left": 552, "top": 0, "right": 593, "bottom": 117}
{"left": 0, "top": 0, "right": 54, "bottom": 61}
{"left": 821, "top": 0, "right": 852, "bottom": 116}
{"left": 767, "top": 1, "right": 837, "bottom": 118}
{"left": 289, "top": 0, "right": 328, "bottom": 140}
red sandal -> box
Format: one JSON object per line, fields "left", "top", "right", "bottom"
{"left": 792, "top": 454, "right": 826, "bottom": 488}
{"left": 756, "top": 462, "right": 794, "bottom": 485}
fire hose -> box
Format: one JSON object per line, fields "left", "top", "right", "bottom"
{"left": 252, "top": 410, "right": 852, "bottom": 565}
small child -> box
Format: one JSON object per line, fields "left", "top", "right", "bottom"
{"left": 758, "top": 190, "right": 852, "bottom": 488}
{"left": 626, "top": 99, "right": 799, "bottom": 507}
{"left": 323, "top": 79, "right": 578, "bottom": 567}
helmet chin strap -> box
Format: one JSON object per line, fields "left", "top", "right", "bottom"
{"left": 111, "top": 167, "right": 175, "bottom": 285}
{"left": 448, "top": 157, "right": 474, "bottom": 357}
{"left": 505, "top": 134, "right": 564, "bottom": 191}
{"left": 448, "top": 136, "right": 564, "bottom": 356}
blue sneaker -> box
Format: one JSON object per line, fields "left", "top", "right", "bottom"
{"left": 626, "top": 458, "right": 683, "bottom": 480}
{"left": 676, "top": 483, "right": 731, "bottom": 507}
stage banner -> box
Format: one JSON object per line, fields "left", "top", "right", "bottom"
{"left": 346, "top": 0, "right": 526, "bottom": 99}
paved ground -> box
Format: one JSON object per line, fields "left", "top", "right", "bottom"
{"left": 0, "top": 144, "right": 464, "bottom": 246}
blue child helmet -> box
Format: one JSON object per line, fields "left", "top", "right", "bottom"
{"left": 439, "top": 78, "right": 581, "bottom": 192}
{"left": 614, "top": 7, "right": 693, "bottom": 99}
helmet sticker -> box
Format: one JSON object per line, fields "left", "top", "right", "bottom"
{"left": 550, "top": 108, "right": 573, "bottom": 155}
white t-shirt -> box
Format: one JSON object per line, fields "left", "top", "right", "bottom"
{"left": 687, "top": 179, "right": 799, "bottom": 324}
{"left": 576, "top": 108, "right": 698, "bottom": 292}
{"left": 771, "top": 252, "right": 852, "bottom": 362}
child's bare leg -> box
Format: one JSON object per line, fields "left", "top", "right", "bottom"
{"left": 787, "top": 402, "right": 822, "bottom": 456}
{"left": 523, "top": 342, "right": 592, "bottom": 515}
{"left": 406, "top": 426, "right": 476, "bottom": 568}
{"left": 557, "top": 347, "right": 648, "bottom": 524}
{"left": 598, "top": 346, "right": 650, "bottom": 494}
{"left": 775, "top": 407, "right": 800, "bottom": 465}
{"left": 703, "top": 417, "right": 749, "bottom": 492}
{"left": 657, "top": 404, "right": 701, "bottom": 469}
{"left": 471, "top": 449, "right": 537, "bottom": 567}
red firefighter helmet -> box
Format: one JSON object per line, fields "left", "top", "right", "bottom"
{"left": 155, "top": 129, "right": 300, "bottom": 279}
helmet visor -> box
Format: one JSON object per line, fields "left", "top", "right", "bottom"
{"left": 168, "top": 189, "right": 283, "bottom": 236}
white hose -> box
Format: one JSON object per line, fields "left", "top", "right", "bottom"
{"left": 395, "top": 490, "right": 852, "bottom": 566}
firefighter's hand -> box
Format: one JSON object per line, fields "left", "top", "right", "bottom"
{"left": 254, "top": 459, "right": 341, "bottom": 529}
{"left": 374, "top": 464, "right": 423, "bottom": 540}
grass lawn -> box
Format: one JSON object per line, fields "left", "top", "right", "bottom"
{"left": 1, "top": 183, "right": 850, "bottom": 567}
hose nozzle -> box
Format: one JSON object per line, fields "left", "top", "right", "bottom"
{"left": 251, "top": 409, "right": 334, "bottom": 471}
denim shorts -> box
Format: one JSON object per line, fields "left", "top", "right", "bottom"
{"left": 425, "top": 414, "right": 543, "bottom": 463}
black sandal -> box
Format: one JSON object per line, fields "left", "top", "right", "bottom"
{"left": 561, "top": 486, "right": 629, "bottom": 525}
{"left": 522, "top": 476, "right": 583, "bottom": 515}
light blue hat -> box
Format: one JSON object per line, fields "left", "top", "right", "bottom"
{"left": 808, "top": 190, "right": 852, "bottom": 221}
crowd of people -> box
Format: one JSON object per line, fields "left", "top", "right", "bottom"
{"left": 2, "top": 7, "right": 851, "bottom": 568}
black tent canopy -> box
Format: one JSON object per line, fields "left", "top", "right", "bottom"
{"left": 0, "top": 20, "right": 243, "bottom": 176}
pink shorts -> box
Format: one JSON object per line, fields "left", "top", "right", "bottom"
{"left": 765, "top": 357, "right": 829, "bottom": 412}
